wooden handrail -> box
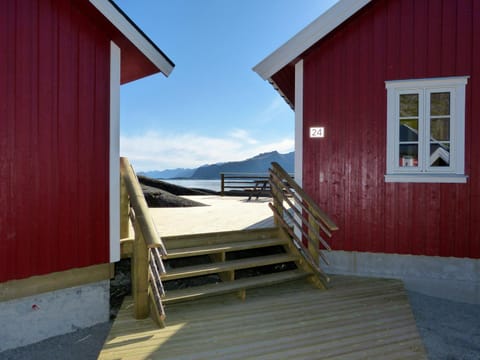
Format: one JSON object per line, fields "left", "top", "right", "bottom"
{"left": 268, "top": 162, "right": 338, "bottom": 284}
{"left": 268, "top": 203, "right": 330, "bottom": 265}
{"left": 269, "top": 171, "right": 333, "bottom": 240}
{"left": 270, "top": 162, "right": 338, "bottom": 232}
{"left": 120, "top": 157, "right": 166, "bottom": 251}
{"left": 120, "top": 157, "right": 167, "bottom": 327}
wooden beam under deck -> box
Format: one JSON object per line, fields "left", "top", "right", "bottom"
{"left": 99, "top": 275, "right": 427, "bottom": 359}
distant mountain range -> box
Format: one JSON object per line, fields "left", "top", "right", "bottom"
{"left": 141, "top": 168, "right": 196, "bottom": 179}
{"left": 140, "top": 151, "right": 294, "bottom": 179}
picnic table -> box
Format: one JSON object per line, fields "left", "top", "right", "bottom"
{"left": 247, "top": 179, "right": 270, "bottom": 201}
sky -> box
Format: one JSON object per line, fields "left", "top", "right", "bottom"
{"left": 115, "top": 0, "right": 338, "bottom": 171}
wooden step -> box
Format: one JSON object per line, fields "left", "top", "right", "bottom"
{"left": 162, "top": 269, "right": 311, "bottom": 304}
{"left": 162, "top": 227, "right": 279, "bottom": 250}
{"left": 161, "top": 253, "right": 299, "bottom": 281}
{"left": 165, "top": 237, "right": 288, "bottom": 259}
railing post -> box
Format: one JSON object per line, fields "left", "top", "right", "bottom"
{"left": 307, "top": 204, "right": 320, "bottom": 267}
{"left": 220, "top": 173, "right": 225, "bottom": 196}
{"left": 132, "top": 220, "right": 150, "bottom": 319}
{"left": 269, "top": 168, "right": 284, "bottom": 226}
{"left": 293, "top": 193, "right": 303, "bottom": 246}
{"left": 120, "top": 173, "right": 130, "bottom": 239}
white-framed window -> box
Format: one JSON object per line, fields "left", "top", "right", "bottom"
{"left": 385, "top": 76, "right": 469, "bottom": 183}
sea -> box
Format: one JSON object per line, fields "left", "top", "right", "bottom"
{"left": 161, "top": 179, "right": 221, "bottom": 192}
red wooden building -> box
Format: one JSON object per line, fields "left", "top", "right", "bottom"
{"left": 0, "top": 0, "right": 173, "bottom": 350}
{"left": 255, "top": 0, "right": 479, "bottom": 303}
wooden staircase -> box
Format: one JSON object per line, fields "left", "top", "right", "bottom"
{"left": 160, "top": 227, "right": 317, "bottom": 304}
{"left": 121, "top": 157, "right": 338, "bottom": 327}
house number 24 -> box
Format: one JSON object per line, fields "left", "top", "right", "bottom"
{"left": 309, "top": 127, "right": 325, "bottom": 138}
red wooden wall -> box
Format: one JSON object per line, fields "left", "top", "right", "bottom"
{"left": 0, "top": 0, "right": 111, "bottom": 282}
{"left": 302, "top": 0, "right": 480, "bottom": 258}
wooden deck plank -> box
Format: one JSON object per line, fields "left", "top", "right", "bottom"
{"left": 99, "top": 275, "right": 427, "bottom": 360}
{"left": 135, "top": 315, "right": 418, "bottom": 359}
{"left": 102, "top": 292, "right": 420, "bottom": 358}
{"left": 159, "top": 291, "right": 410, "bottom": 328}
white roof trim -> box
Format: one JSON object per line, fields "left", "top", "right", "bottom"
{"left": 89, "top": 0, "right": 174, "bottom": 77}
{"left": 253, "top": 0, "right": 371, "bottom": 80}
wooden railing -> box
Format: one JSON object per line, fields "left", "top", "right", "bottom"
{"left": 268, "top": 162, "right": 338, "bottom": 287}
{"left": 220, "top": 172, "right": 294, "bottom": 197}
{"left": 120, "top": 157, "right": 167, "bottom": 327}
{"left": 220, "top": 172, "right": 269, "bottom": 196}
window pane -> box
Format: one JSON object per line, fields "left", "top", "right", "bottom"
{"left": 430, "top": 92, "right": 450, "bottom": 116}
{"left": 400, "top": 119, "right": 418, "bottom": 141}
{"left": 430, "top": 143, "right": 450, "bottom": 167}
{"left": 399, "top": 144, "right": 418, "bottom": 167}
{"left": 430, "top": 118, "right": 450, "bottom": 141}
{"left": 400, "top": 94, "right": 418, "bottom": 117}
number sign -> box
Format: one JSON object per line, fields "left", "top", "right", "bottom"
{"left": 309, "top": 127, "right": 325, "bottom": 138}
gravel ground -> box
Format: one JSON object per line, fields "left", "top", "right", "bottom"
{"left": 0, "top": 322, "right": 112, "bottom": 360}
{"left": 1, "top": 290, "right": 479, "bottom": 360}
{"left": 408, "top": 291, "right": 480, "bottom": 360}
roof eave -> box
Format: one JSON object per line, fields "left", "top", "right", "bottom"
{"left": 253, "top": 0, "right": 371, "bottom": 80}
{"left": 89, "top": 0, "right": 175, "bottom": 77}
{"left": 269, "top": 79, "right": 294, "bottom": 109}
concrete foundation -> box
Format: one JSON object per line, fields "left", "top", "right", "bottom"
{"left": 0, "top": 280, "right": 109, "bottom": 352}
{"left": 323, "top": 251, "right": 480, "bottom": 304}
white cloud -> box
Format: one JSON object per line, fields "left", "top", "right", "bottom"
{"left": 120, "top": 129, "right": 293, "bottom": 172}
{"left": 228, "top": 129, "right": 258, "bottom": 145}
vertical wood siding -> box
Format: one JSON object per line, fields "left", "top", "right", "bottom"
{"left": 0, "top": 0, "right": 110, "bottom": 282}
{"left": 302, "top": 0, "right": 479, "bottom": 258}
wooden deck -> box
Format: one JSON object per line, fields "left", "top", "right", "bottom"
{"left": 99, "top": 275, "right": 427, "bottom": 359}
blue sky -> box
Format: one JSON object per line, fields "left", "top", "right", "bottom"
{"left": 115, "top": 0, "right": 338, "bottom": 171}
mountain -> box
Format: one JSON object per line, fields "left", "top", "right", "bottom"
{"left": 139, "top": 168, "right": 195, "bottom": 179}
{"left": 140, "top": 151, "right": 294, "bottom": 180}
{"left": 191, "top": 151, "right": 294, "bottom": 179}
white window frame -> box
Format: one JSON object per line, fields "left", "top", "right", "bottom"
{"left": 385, "top": 76, "right": 469, "bottom": 183}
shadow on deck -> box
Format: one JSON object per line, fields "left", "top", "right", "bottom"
{"left": 99, "top": 275, "right": 427, "bottom": 359}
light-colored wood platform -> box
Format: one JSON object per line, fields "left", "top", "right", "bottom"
{"left": 149, "top": 195, "right": 276, "bottom": 236}
{"left": 99, "top": 275, "right": 427, "bottom": 359}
